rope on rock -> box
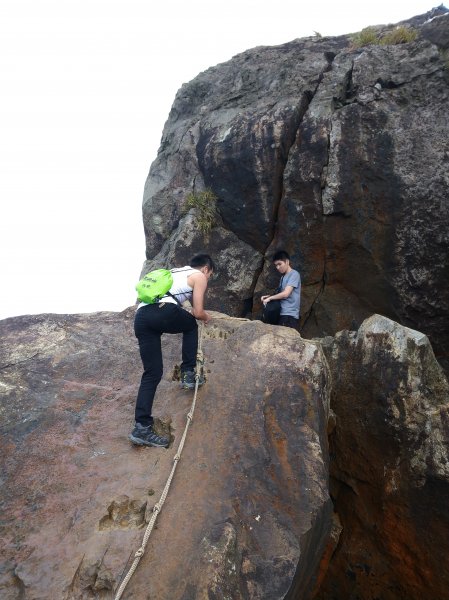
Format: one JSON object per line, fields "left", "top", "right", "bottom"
{"left": 114, "top": 321, "right": 205, "bottom": 600}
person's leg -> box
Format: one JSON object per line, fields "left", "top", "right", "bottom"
{"left": 135, "top": 330, "right": 163, "bottom": 426}
{"left": 157, "top": 304, "right": 203, "bottom": 388}
{"left": 181, "top": 326, "right": 198, "bottom": 373}
{"left": 134, "top": 307, "right": 163, "bottom": 426}
{"left": 130, "top": 306, "right": 170, "bottom": 447}
{"left": 159, "top": 305, "right": 198, "bottom": 374}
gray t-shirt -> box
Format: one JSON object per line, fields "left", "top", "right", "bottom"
{"left": 280, "top": 269, "right": 301, "bottom": 318}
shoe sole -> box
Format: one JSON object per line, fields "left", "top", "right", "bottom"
{"left": 180, "top": 382, "right": 205, "bottom": 390}
{"left": 128, "top": 433, "right": 169, "bottom": 448}
{"left": 180, "top": 383, "right": 195, "bottom": 390}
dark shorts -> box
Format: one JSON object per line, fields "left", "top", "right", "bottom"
{"left": 279, "top": 315, "right": 299, "bottom": 329}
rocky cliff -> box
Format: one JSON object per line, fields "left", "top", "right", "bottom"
{"left": 317, "top": 315, "right": 449, "bottom": 599}
{"left": 0, "top": 310, "right": 332, "bottom": 599}
{"left": 1, "top": 311, "right": 448, "bottom": 599}
{"left": 1, "top": 7, "right": 449, "bottom": 600}
{"left": 141, "top": 6, "right": 449, "bottom": 371}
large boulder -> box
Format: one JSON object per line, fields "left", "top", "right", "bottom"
{"left": 315, "top": 314, "right": 449, "bottom": 599}
{"left": 0, "top": 310, "right": 331, "bottom": 599}
{"left": 141, "top": 7, "right": 449, "bottom": 370}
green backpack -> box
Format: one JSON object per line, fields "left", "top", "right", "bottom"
{"left": 135, "top": 269, "right": 174, "bottom": 304}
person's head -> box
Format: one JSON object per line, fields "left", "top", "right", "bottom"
{"left": 190, "top": 253, "right": 216, "bottom": 279}
{"left": 272, "top": 250, "right": 291, "bottom": 274}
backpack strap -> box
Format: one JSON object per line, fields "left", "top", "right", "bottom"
{"left": 161, "top": 267, "right": 195, "bottom": 306}
{"left": 170, "top": 267, "right": 195, "bottom": 274}
{"left": 165, "top": 291, "right": 183, "bottom": 306}
{"left": 276, "top": 275, "right": 284, "bottom": 293}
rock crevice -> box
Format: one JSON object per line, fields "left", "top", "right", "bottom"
{"left": 139, "top": 9, "right": 449, "bottom": 368}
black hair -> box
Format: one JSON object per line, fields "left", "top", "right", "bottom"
{"left": 190, "top": 253, "right": 216, "bottom": 272}
{"left": 272, "top": 250, "right": 290, "bottom": 262}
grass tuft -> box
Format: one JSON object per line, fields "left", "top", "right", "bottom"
{"left": 380, "top": 26, "right": 418, "bottom": 45}
{"left": 352, "top": 27, "right": 380, "bottom": 48}
{"left": 352, "top": 25, "right": 418, "bottom": 48}
{"left": 183, "top": 189, "right": 218, "bottom": 234}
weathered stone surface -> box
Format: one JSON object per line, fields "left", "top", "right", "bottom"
{"left": 141, "top": 7, "right": 449, "bottom": 370}
{"left": 141, "top": 212, "right": 263, "bottom": 317}
{"left": 315, "top": 314, "right": 449, "bottom": 600}
{"left": 0, "top": 310, "right": 332, "bottom": 599}
{"left": 421, "top": 10, "right": 449, "bottom": 49}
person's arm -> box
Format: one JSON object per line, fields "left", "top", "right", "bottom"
{"left": 189, "top": 271, "right": 211, "bottom": 322}
{"left": 262, "top": 285, "right": 294, "bottom": 304}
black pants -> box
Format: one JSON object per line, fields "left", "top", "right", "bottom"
{"left": 134, "top": 303, "right": 198, "bottom": 426}
{"left": 279, "top": 315, "right": 299, "bottom": 329}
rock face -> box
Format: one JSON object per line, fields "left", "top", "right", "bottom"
{"left": 141, "top": 7, "right": 449, "bottom": 370}
{"left": 3, "top": 8, "right": 449, "bottom": 600}
{"left": 0, "top": 311, "right": 332, "bottom": 599}
{"left": 1, "top": 308, "right": 448, "bottom": 599}
{"left": 316, "top": 314, "right": 449, "bottom": 600}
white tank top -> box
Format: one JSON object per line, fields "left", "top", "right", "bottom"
{"left": 162, "top": 266, "right": 199, "bottom": 305}
{"left": 138, "top": 266, "right": 199, "bottom": 309}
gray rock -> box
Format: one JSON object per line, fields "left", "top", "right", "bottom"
{"left": 141, "top": 8, "right": 449, "bottom": 370}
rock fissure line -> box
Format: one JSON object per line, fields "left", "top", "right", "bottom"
{"left": 344, "top": 62, "right": 355, "bottom": 103}
{"left": 246, "top": 85, "right": 322, "bottom": 310}
{"left": 302, "top": 261, "right": 328, "bottom": 331}
{"left": 301, "top": 71, "right": 339, "bottom": 329}
{"left": 331, "top": 61, "right": 355, "bottom": 110}
{"left": 269, "top": 51, "right": 339, "bottom": 244}
{"left": 375, "top": 66, "right": 444, "bottom": 90}
{"left": 251, "top": 56, "right": 341, "bottom": 320}
{"left": 177, "top": 124, "right": 193, "bottom": 153}
{"left": 263, "top": 55, "right": 338, "bottom": 255}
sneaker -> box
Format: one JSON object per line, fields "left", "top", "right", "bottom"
{"left": 128, "top": 423, "right": 169, "bottom": 448}
{"left": 180, "top": 370, "right": 205, "bottom": 390}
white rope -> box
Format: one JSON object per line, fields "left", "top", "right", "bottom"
{"left": 114, "top": 322, "right": 205, "bottom": 600}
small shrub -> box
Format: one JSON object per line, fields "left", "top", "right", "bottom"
{"left": 352, "top": 27, "right": 380, "bottom": 48}
{"left": 380, "top": 26, "right": 418, "bottom": 45}
{"left": 183, "top": 189, "right": 217, "bottom": 234}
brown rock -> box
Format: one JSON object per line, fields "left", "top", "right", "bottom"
{"left": 315, "top": 314, "right": 449, "bottom": 600}
{"left": 0, "top": 310, "right": 332, "bottom": 599}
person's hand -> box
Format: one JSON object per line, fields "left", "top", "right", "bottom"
{"left": 203, "top": 311, "right": 212, "bottom": 324}
{"left": 261, "top": 295, "right": 271, "bottom": 306}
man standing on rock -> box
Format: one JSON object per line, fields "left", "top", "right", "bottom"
{"left": 261, "top": 250, "right": 301, "bottom": 329}
{"left": 129, "top": 254, "right": 215, "bottom": 448}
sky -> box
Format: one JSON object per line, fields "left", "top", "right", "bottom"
{"left": 0, "top": 0, "right": 440, "bottom": 320}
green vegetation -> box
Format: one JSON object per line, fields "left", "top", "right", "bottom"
{"left": 352, "top": 27, "right": 379, "bottom": 48}
{"left": 183, "top": 189, "right": 217, "bottom": 234}
{"left": 351, "top": 25, "right": 417, "bottom": 48}
{"left": 381, "top": 26, "right": 418, "bottom": 45}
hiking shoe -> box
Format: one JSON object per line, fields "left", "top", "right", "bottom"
{"left": 128, "top": 423, "right": 169, "bottom": 448}
{"left": 180, "top": 370, "right": 205, "bottom": 390}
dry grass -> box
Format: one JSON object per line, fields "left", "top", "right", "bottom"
{"left": 183, "top": 189, "right": 217, "bottom": 234}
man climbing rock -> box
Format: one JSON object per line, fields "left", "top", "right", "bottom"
{"left": 129, "top": 254, "right": 215, "bottom": 448}
{"left": 261, "top": 250, "right": 301, "bottom": 329}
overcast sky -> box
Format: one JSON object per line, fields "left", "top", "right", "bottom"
{"left": 0, "top": 0, "right": 439, "bottom": 320}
